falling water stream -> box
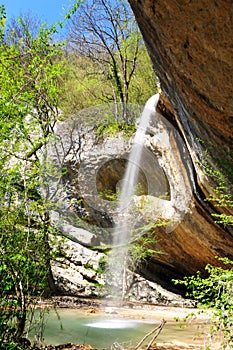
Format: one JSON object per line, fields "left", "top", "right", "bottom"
{"left": 108, "top": 94, "right": 160, "bottom": 301}
{"left": 65, "top": 95, "right": 162, "bottom": 336}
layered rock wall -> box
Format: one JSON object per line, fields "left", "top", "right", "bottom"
{"left": 127, "top": 0, "right": 233, "bottom": 288}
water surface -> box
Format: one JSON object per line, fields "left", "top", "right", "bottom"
{"left": 31, "top": 309, "right": 203, "bottom": 348}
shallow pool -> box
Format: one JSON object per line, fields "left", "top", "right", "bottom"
{"left": 30, "top": 308, "right": 202, "bottom": 348}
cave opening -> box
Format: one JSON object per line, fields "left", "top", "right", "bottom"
{"left": 96, "top": 156, "right": 170, "bottom": 201}
{"left": 96, "top": 158, "right": 148, "bottom": 201}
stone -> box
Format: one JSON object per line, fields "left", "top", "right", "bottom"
{"left": 51, "top": 211, "right": 101, "bottom": 247}
{"left": 128, "top": 0, "right": 233, "bottom": 151}
{"left": 52, "top": 236, "right": 105, "bottom": 296}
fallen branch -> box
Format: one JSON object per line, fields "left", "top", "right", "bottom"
{"left": 134, "top": 319, "right": 166, "bottom": 350}
{"left": 111, "top": 341, "right": 125, "bottom": 350}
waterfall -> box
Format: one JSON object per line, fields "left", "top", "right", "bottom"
{"left": 108, "top": 94, "right": 160, "bottom": 301}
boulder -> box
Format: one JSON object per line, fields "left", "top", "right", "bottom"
{"left": 51, "top": 236, "right": 105, "bottom": 296}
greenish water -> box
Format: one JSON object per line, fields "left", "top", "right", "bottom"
{"left": 30, "top": 309, "right": 200, "bottom": 348}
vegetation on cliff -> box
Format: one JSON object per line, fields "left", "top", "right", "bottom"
{"left": 174, "top": 154, "right": 233, "bottom": 349}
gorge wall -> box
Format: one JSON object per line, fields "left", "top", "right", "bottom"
{"left": 127, "top": 0, "right": 233, "bottom": 288}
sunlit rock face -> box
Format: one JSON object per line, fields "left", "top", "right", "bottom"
{"left": 128, "top": 0, "right": 233, "bottom": 289}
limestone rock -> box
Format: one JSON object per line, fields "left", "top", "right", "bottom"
{"left": 52, "top": 236, "right": 105, "bottom": 296}
{"left": 51, "top": 211, "right": 100, "bottom": 247}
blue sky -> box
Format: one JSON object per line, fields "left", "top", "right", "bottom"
{"left": 2, "top": 0, "right": 74, "bottom": 25}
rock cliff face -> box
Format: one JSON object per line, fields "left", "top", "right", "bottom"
{"left": 128, "top": 0, "right": 233, "bottom": 152}
{"left": 127, "top": 0, "right": 233, "bottom": 289}
{"left": 50, "top": 2, "right": 233, "bottom": 295}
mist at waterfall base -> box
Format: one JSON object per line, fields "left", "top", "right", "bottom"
{"left": 108, "top": 94, "right": 160, "bottom": 301}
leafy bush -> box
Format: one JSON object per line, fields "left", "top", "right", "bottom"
{"left": 173, "top": 257, "right": 233, "bottom": 349}
{"left": 95, "top": 122, "right": 136, "bottom": 140}
{"left": 0, "top": 6, "right": 64, "bottom": 345}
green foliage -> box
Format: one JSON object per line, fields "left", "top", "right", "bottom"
{"left": 61, "top": 49, "right": 157, "bottom": 118}
{"left": 62, "top": 0, "right": 158, "bottom": 116}
{"left": 128, "top": 234, "right": 157, "bottom": 267}
{"left": 65, "top": 0, "right": 85, "bottom": 19}
{"left": 211, "top": 213, "right": 233, "bottom": 226}
{"left": 59, "top": 56, "right": 105, "bottom": 114}
{"left": 97, "top": 256, "right": 108, "bottom": 274}
{"left": 0, "top": 7, "right": 65, "bottom": 345}
{"left": 0, "top": 223, "right": 51, "bottom": 343}
{"left": 128, "top": 217, "right": 167, "bottom": 267}
{"left": 95, "top": 122, "right": 136, "bottom": 140}
{"left": 196, "top": 140, "right": 233, "bottom": 228}
{"left": 173, "top": 257, "right": 233, "bottom": 348}
{"left": 0, "top": 5, "right": 7, "bottom": 40}
{"left": 99, "top": 188, "right": 119, "bottom": 201}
